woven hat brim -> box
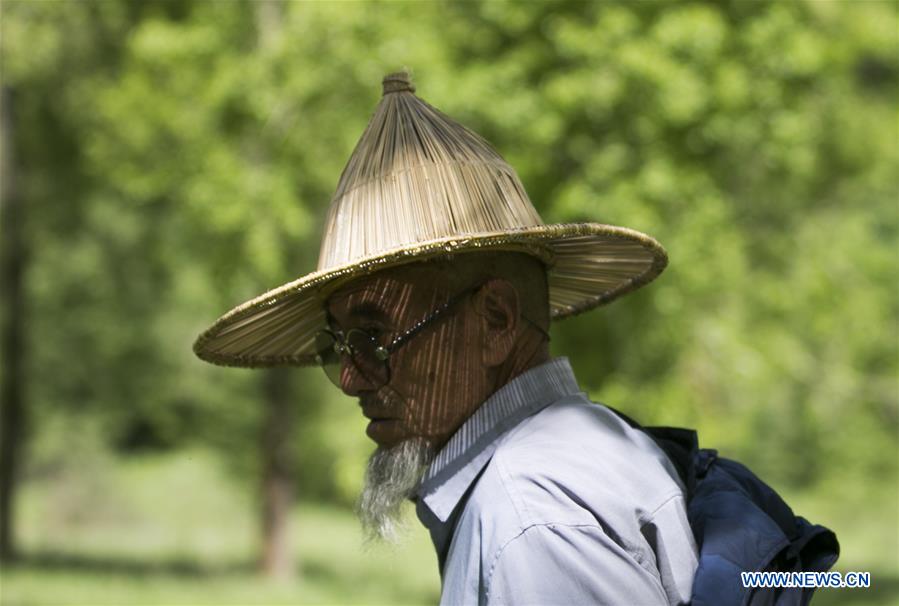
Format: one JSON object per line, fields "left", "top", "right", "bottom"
{"left": 192, "top": 222, "right": 667, "bottom": 368}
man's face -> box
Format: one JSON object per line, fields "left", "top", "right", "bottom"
{"left": 325, "top": 265, "right": 492, "bottom": 451}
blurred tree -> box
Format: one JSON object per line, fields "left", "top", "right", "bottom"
{"left": 0, "top": 0, "right": 145, "bottom": 562}
{"left": 0, "top": 85, "right": 25, "bottom": 562}
{"left": 0, "top": 0, "right": 316, "bottom": 575}
{"left": 246, "top": 0, "right": 297, "bottom": 578}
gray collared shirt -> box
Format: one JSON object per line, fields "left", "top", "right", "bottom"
{"left": 414, "top": 357, "right": 698, "bottom": 606}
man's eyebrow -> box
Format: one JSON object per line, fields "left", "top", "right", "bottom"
{"left": 347, "top": 301, "right": 391, "bottom": 322}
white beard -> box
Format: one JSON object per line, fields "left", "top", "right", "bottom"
{"left": 357, "top": 437, "right": 435, "bottom": 543}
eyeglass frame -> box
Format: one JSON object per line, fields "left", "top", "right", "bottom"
{"left": 314, "top": 280, "right": 550, "bottom": 387}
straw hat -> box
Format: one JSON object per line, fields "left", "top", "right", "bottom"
{"left": 193, "top": 70, "right": 667, "bottom": 368}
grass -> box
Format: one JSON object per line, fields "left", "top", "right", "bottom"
{"left": 1, "top": 448, "right": 896, "bottom": 605}
{"left": 2, "top": 449, "right": 440, "bottom": 605}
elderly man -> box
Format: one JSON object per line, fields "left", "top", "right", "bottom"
{"left": 324, "top": 252, "right": 698, "bottom": 605}
{"left": 194, "top": 71, "right": 729, "bottom": 604}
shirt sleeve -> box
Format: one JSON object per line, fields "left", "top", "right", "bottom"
{"left": 485, "top": 522, "right": 670, "bottom": 606}
{"left": 639, "top": 494, "right": 698, "bottom": 606}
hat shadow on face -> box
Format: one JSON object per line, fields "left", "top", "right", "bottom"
{"left": 325, "top": 264, "right": 506, "bottom": 450}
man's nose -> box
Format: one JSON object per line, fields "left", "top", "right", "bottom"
{"left": 338, "top": 355, "right": 375, "bottom": 397}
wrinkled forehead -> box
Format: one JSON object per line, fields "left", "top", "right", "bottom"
{"left": 325, "top": 265, "right": 445, "bottom": 325}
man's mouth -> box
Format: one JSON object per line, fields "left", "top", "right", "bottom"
{"left": 361, "top": 407, "right": 396, "bottom": 422}
{"left": 365, "top": 417, "right": 402, "bottom": 445}
{"left": 365, "top": 415, "right": 396, "bottom": 425}
{"left": 361, "top": 404, "right": 399, "bottom": 442}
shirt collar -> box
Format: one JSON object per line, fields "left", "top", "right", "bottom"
{"left": 415, "top": 356, "right": 582, "bottom": 522}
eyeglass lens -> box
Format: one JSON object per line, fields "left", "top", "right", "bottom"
{"left": 314, "top": 329, "right": 390, "bottom": 388}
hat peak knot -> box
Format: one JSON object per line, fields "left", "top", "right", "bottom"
{"left": 382, "top": 70, "right": 415, "bottom": 95}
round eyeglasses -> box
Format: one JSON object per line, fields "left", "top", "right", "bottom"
{"left": 314, "top": 326, "right": 393, "bottom": 388}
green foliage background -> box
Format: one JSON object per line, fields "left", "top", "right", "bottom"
{"left": 2, "top": 0, "right": 897, "bottom": 604}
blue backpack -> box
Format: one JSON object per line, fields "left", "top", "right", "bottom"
{"left": 606, "top": 406, "right": 840, "bottom": 606}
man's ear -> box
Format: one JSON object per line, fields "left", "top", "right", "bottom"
{"left": 472, "top": 278, "right": 519, "bottom": 368}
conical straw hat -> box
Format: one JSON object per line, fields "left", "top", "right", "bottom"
{"left": 194, "top": 71, "right": 667, "bottom": 368}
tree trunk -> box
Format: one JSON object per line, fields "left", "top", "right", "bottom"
{"left": 0, "top": 85, "right": 26, "bottom": 563}
{"left": 259, "top": 367, "right": 295, "bottom": 579}
{"left": 253, "top": 0, "right": 295, "bottom": 580}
